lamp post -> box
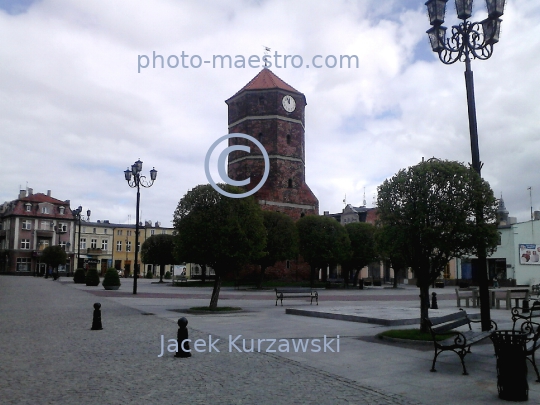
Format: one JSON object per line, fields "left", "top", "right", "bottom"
{"left": 72, "top": 206, "right": 91, "bottom": 274}
{"left": 124, "top": 159, "right": 157, "bottom": 295}
{"left": 425, "top": 0, "right": 505, "bottom": 331}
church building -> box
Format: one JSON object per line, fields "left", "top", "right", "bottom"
{"left": 225, "top": 68, "right": 319, "bottom": 220}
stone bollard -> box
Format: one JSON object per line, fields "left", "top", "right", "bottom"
{"left": 91, "top": 303, "right": 103, "bottom": 330}
{"left": 431, "top": 292, "right": 438, "bottom": 309}
{"left": 175, "top": 317, "right": 192, "bottom": 358}
{"left": 522, "top": 299, "right": 530, "bottom": 314}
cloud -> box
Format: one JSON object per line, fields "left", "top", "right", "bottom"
{"left": 0, "top": 0, "right": 538, "bottom": 225}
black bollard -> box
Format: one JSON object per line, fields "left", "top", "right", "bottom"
{"left": 522, "top": 299, "right": 530, "bottom": 314}
{"left": 431, "top": 292, "right": 438, "bottom": 309}
{"left": 91, "top": 303, "right": 103, "bottom": 330}
{"left": 175, "top": 317, "right": 192, "bottom": 358}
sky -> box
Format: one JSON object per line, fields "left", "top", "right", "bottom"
{"left": 1, "top": 0, "right": 539, "bottom": 227}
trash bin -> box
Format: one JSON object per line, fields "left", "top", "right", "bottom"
{"left": 490, "top": 330, "right": 529, "bottom": 401}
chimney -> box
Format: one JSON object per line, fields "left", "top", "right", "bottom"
{"left": 19, "top": 190, "right": 26, "bottom": 199}
{"left": 47, "top": 190, "right": 51, "bottom": 197}
{"left": 534, "top": 211, "right": 540, "bottom": 221}
{"left": 28, "top": 188, "right": 33, "bottom": 195}
{"left": 104, "top": 220, "right": 110, "bottom": 224}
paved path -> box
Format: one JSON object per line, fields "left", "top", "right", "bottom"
{"left": 1, "top": 277, "right": 422, "bottom": 404}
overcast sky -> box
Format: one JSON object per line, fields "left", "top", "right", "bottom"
{"left": 1, "top": 0, "right": 539, "bottom": 227}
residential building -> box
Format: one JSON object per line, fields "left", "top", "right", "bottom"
{"left": 0, "top": 189, "right": 76, "bottom": 275}
{"left": 73, "top": 220, "right": 115, "bottom": 275}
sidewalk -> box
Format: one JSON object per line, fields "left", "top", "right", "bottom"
{"left": 1, "top": 277, "right": 538, "bottom": 404}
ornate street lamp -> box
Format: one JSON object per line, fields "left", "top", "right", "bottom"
{"left": 124, "top": 159, "right": 157, "bottom": 294}
{"left": 72, "top": 206, "right": 91, "bottom": 274}
{"left": 425, "top": 0, "right": 505, "bottom": 331}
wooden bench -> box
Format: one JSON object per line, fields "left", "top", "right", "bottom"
{"left": 513, "top": 319, "right": 540, "bottom": 382}
{"left": 362, "top": 277, "right": 373, "bottom": 287}
{"left": 425, "top": 310, "right": 497, "bottom": 375}
{"left": 494, "top": 289, "right": 529, "bottom": 309}
{"left": 172, "top": 275, "right": 188, "bottom": 285}
{"left": 455, "top": 288, "right": 478, "bottom": 308}
{"left": 275, "top": 288, "right": 318, "bottom": 306}
{"left": 511, "top": 301, "right": 540, "bottom": 329}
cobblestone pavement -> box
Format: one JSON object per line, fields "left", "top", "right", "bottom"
{"left": 0, "top": 277, "right": 422, "bottom": 405}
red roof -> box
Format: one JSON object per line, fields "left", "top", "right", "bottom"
{"left": 227, "top": 68, "right": 301, "bottom": 100}
{"left": 19, "top": 193, "right": 68, "bottom": 205}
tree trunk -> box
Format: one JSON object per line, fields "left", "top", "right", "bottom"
{"left": 419, "top": 283, "right": 430, "bottom": 333}
{"left": 159, "top": 264, "right": 164, "bottom": 283}
{"left": 202, "top": 264, "right": 206, "bottom": 283}
{"left": 209, "top": 275, "right": 221, "bottom": 309}
{"left": 310, "top": 265, "right": 316, "bottom": 288}
{"left": 352, "top": 268, "right": 361, "bottom": 287}
{"left": 393, "top": 268, "right": 400, "bottom": 289}
{"left": 258, "top": 265, "right": 267, "bottom": 289}
{"left": 321, "top": 265, "right": 328, "bottom": 282}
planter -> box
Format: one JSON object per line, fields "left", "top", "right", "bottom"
{"left": 103, "top": 285, "right": 120, "bottom": 290}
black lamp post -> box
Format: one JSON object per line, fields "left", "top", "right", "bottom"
{"left": 425, "top": 0, "right": 505, "bottom": 331}
{"left": 124, "top": 159, "right": 157, "bottom": 295}
{"left": 72, "top": 206, "right": 91, "bottom": 273}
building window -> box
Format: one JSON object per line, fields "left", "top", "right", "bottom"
{"left": 41, "top": 221, "right": 51, "bottom": 230}
{"left": 259, "top": 132, "right": 263, "bottom": 142}
{"left": 82, "top": 227, "right": 86, "bottom": 233}
{"left": 80, "top": 238, "right": 86, "bottom": 249}
{"left": 21, "top": 239, "right": 30, "bottom": 249}
{"left": 25, "top": 204, "right": 32, "bottom": 212}
{"left": 286, "top": 134, "right": 291, "bottom": 144}
{"left": 59, "top": 241, "right": 67, "bottom": 250}
{"left": 22, "top": 220, "right": 32, "bottom": 230}
{"left": 127, "top": 230, "right": 132, "bottom": 236}
{"left": 16, "top": 258, "right": 31, "bottom": 272}
{"left": 126, "top": 241, "right": 132, "bottom": 252}
{"left": 91, "top": 239, "right": 97, "bottom": 249}
{"left": 288, "top": 179, "right": 293, "bottom": 188}
{"left": 151, "top": 229, "right": 155, "bottom": 235}
{"left": 117, "top": 230, "right": 122, "bottom": 236}
{"left": 38, "top": 239, "right": 49, "bottom": 251}
{"left": 104, "top": 229, "right": 108, "bottom": 234}
{"left": 116, "top": 241, "right": 122, "bottom": 251}
{"left": 162, "top": 230, "right": 166, "bottom": 234}
{"left": 41, "top": 206, "right": 49, "bottom": 214}
{"left": 59, "top": 206, "right": 65, "bottom": 215}
{"left": 102, "top": 240, "right": 108, "bottom": 251}
{"left": 58, "top": 223, "right": 67, "bottom": 232}
{"left": 93, "top": 228, "right": 96, "bottom": 234}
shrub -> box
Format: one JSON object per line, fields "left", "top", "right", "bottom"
{"left": 102, "top": 267, "right": 121, "bottom": 287}
{"left": 164, "top": 271, "right": 172, "bottom": 280}
{"left": 145, "top": 270, "right": 153, "bottom": 279}
{"left": 85, "top": 268, "right": 100, "bottom": 286}
{"left": 73, "top": 268, "right": 86, "bottom": 284}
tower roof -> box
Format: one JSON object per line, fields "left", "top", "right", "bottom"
{"left": 226, "top": 68, "right": 302, "bottom": 102}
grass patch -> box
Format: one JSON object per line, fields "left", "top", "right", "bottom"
{"left": 189, "top": 306, "right": 242, "bottom": 312}
{"left": 379, "top": 329, "right": 457, "bottom": 342}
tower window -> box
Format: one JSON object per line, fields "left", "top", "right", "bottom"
{"left": 259, "top": 132, "right": 263, "bottom": 142}
{"left": 288, "top": 179, "right": 293, "bottom": 188}
{"left": 286, "top": 134, "right": 291, "bottom": 145}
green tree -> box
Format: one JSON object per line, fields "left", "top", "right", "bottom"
{"left": 40, "top": 246, "right": 67, "bottom": 277}
{"left": 257, "top": 211, "right": 299, "bottom": 288}
{"left": 141, "top": 234, "right": 178, "bottom": 283}
{"left": 377, "top": 159, "right": 499, "bottom": 332}
{"left": 173, "top": 184, "right": 266, "bottom": 309}
{"left": 296, "top": 215, "right": 351, "bottom": 287}
{"left": 343, "top": 222, "right": 377, "bottom": 286}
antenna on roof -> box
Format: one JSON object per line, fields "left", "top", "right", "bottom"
{"left": 263, "top": 46, "right": 271, "bottom": 67}
{"left": 343, "top": 194, "right": 346, "bottom": 206}
{"left": 363, "top": 187, "right": 366, "bottom": 207}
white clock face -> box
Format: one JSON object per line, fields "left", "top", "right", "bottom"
{"left": 282, "top": 95, "right": 296, "bottom": 113}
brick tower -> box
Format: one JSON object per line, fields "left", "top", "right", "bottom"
{"left": 225, "top": 68, "right": 319, "bottom": 220}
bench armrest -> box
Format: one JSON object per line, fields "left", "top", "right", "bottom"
{"left": 468, "top": 317, "right": 498, "bottom": 330}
